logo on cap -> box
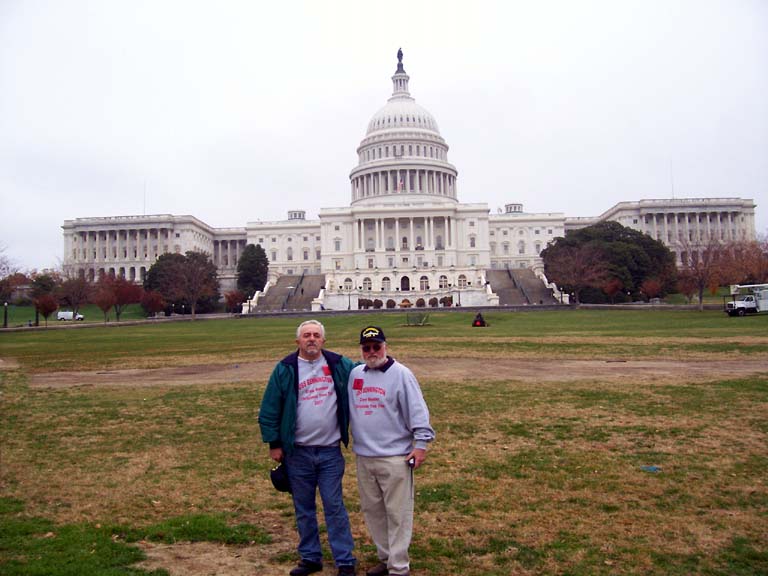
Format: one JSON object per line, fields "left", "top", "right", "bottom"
{"left": 362, "top": 327, "right": 380, "bottom": 339}
{"left": 360, "top": 325, "right": 386, "bottom": 343}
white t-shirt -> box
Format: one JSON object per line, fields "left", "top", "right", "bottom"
{"left": 294, "top": 355, "right": 341, "bottom": 446}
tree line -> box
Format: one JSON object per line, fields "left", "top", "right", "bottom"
{"left": 0, "top": 244, "right": 269, "bottom": 324}
{"left": 541, "top": 221, "right": 768, "bottom": 309}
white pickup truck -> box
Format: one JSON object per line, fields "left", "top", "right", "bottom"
{"left": 724, "top": 285, "right": 768, "bottom": 317}
{"left": 57, "top": 310, "right": 85, "bottom": 321}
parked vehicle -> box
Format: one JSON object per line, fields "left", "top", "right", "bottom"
{"left": 57, "top": 310, "right": 84, "bottom": 321}
{"left": 724, "top": 284, "right": 768, "bottom": 316}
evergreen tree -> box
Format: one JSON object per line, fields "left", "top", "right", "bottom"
{"left": 237, "top": 244, "right": 269, "bottom": 297}
{"left": 542, "top": 221, "right": 676, "bottom": 303}
{"left": 144, "top": 251, "right": 219, "bottom": 317}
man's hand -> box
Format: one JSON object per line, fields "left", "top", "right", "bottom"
{"left": 406, "top": 448, "right": 427, "bottom": 469}
{"left": 270, "top": 447, "right": 284, "bottom": 462}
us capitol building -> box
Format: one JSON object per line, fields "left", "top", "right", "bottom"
{"left": 62, "top": 51, "right": 757, "bottom": 310}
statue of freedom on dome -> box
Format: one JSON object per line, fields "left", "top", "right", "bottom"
{"left": 397, "top": 47, "right": 403, "bottom": 63}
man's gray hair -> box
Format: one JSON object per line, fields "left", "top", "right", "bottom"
{"left": 296, "top": 320, "right": 325, "bottom": 338}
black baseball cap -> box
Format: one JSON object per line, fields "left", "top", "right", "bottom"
{"left": 360, "top": 325, "right": 386, "bottom": 344}
{"left": 270, "top": 462, "right": 291, "bottom": 493}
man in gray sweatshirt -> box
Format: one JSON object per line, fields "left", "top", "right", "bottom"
{"left": 349, "top": 326, "right": 435, "bottom": 576}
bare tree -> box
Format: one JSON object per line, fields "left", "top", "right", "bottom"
{"left": 640, "top": 278, "right": 662, "bottom": 300}
{"left": 720, "top": 240, "right": 768, "bottom": 285}
{"left": 175, "top": 251, "right": 219, "bottom": 319}
{"left": 544, "top": 244, "right": 611, "bottom": 304}
{"left": 224, "top": 289, "right": 245, "bottom": 313}
{"left": 58, "top": 275, "right": 92, "bottom": 316}
{"left": 93, "top": 276, "right": 117, "bottom": 323}
{"left": 112, "top": 276, "right": 143, "bottom": 321}
{"left": 140, "top": 290, "right": 166, "bottom": 317}
{"left": 676, "top": 237, "right": 728, "bottom": 311}
{"left": 35, "top": 294, "right": 58, "bottom": 326}
{"left": 602, "top": 278, "right": 624, "bottom": 304}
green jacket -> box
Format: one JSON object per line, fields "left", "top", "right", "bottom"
{"left": 258, "top": 349, "right": 356, "bottom": 455}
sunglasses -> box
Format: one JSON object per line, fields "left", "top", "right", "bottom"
{"left": 361, "top": 343, "right": 382, "bottom": 353}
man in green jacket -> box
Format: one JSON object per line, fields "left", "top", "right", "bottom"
{"left": 259, "top": 320, "right": 358, "bottom": 576}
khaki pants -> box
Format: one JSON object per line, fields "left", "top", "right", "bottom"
{"left": 356, "top": 455, "right": 414, "bottom": 575}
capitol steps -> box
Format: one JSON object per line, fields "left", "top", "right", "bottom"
{"left": 486, "top": 269, "right": 558, "bottom": 306}
{"left": 255, "top": 274, "right": 326, "bottom": 312}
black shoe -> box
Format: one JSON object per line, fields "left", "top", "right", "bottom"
{"left": 365, "top": 562, "right": 388, "bottom": 576}
{"left": 338, "top": 565, "right": 357, "bottom": 576}
{"left": 290, "top": 559, "right": 323, "bottom": 576}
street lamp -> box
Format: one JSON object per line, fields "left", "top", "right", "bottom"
{"left": 3, "top": 302, "right": 7, "bottom": 329}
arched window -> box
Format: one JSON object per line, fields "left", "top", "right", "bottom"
{"left": 400, "top": 276, "right": 410, "bottom": 291}
{"left": 458, "top": 274, "right": 468, "bottom": 288}
{"left": 416, "top": 235, "right": 422, "bottom": 248}
{"left": 535, "top": 242, "right": 542, "bottom": 255}
{"left": 286, "top": 247, "right": 293, "bottom": 261}
{"left": 469, "top": 236, "right": 476, "bottom": 248}
{"left": 420, "top": 275, "right": 429, "bottom": 290}
{"left": 343, "top": 278, "right": 353, "bottom": 290}
{"left": 363, "top": 277, "right": 372, "bottom": 291}
{"left": 435, "top": 235, "right": 443, "bottom": 250}
{"left": 401, "top": 236, "right": 409, "bottom": 249}
{"left": 439, "top": 275, "right": 448, "bottom": 288}
{"left": 518, "top": 241, "right": 526, "bottom": 255}
{"left": 382, "top": 277, "right": 391, "bottom": 291}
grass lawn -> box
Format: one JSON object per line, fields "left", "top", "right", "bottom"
{"left": 1, "top": 310, "right": 767, "bottom": 575}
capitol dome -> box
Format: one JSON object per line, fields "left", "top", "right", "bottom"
{"left": 350, "top": 50, "right": 458, "bottom": 206}
{"left": 365, "top": 95, "right": 440, "bottom": 136}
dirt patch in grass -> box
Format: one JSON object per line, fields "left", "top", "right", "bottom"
{"left": 26, "top": 357, "right": 768, "bottom": 389}
{"left": 134, "top": 509, "right": 299, "bottom": 576}
{"left": 5, "top": 354, "right": 767, "bottom": 575}
{"left": 0, "top": 357, "right": 20, "bottom": 370}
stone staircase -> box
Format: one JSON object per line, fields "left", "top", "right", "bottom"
{"left": 255, "top": 274, "right": 325, "bottom": 312}
{"left": 486, "top": 268, "right": 557, "bottom": 305}
{"left": 486, "top": 270, "right": 528, "bottom": 305}
{"left": 510, "top": 268, "right": 558, "bottom": 304}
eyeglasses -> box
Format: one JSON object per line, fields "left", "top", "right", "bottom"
{"left": 361, "top": 343, "right": 382, "bottom": 353}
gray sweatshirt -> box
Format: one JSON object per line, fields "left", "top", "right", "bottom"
{"left": 348, "top": 357, "right": 435, "bottom": 457}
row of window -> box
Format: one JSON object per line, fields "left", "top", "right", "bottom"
{"left": 258, "top": 235, "right": 321, "bottom": 244}
{"left": 490, "top": 241, "right": 543, "bottom": 255}
{"left": 72, "top": 245, "right": 181, "bottom": 260}
{"left": 643, "top": 214, "right": 744, "bottom": 224}
{"left": 489, "top": 228, "right": 553, "bottom": 237}
{"left": 362, "top": 143, "right": 445, "bottom": 162}
{"left": 271, "top": 248, "right": 322, "bottom": 262}
{"left": 371, "top": 114, "right": 434, "bottom": 129}
{"left": 341, "top": 274, "right": 470, "bottom": 291}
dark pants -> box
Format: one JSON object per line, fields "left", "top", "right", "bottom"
{"left": 284, "top": 445, "right": 356, "bottom": 567}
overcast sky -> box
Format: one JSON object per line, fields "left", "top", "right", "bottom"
{"left": 1, "top": 0, "right": 766, "bottom": 271}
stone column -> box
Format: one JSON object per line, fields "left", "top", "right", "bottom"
{"left": 409, "top": 218, "right": 414, "bottom": 250}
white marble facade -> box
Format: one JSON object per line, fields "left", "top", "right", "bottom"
{"left": 62, "top": 53, "right": 757, "bottom": 304}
